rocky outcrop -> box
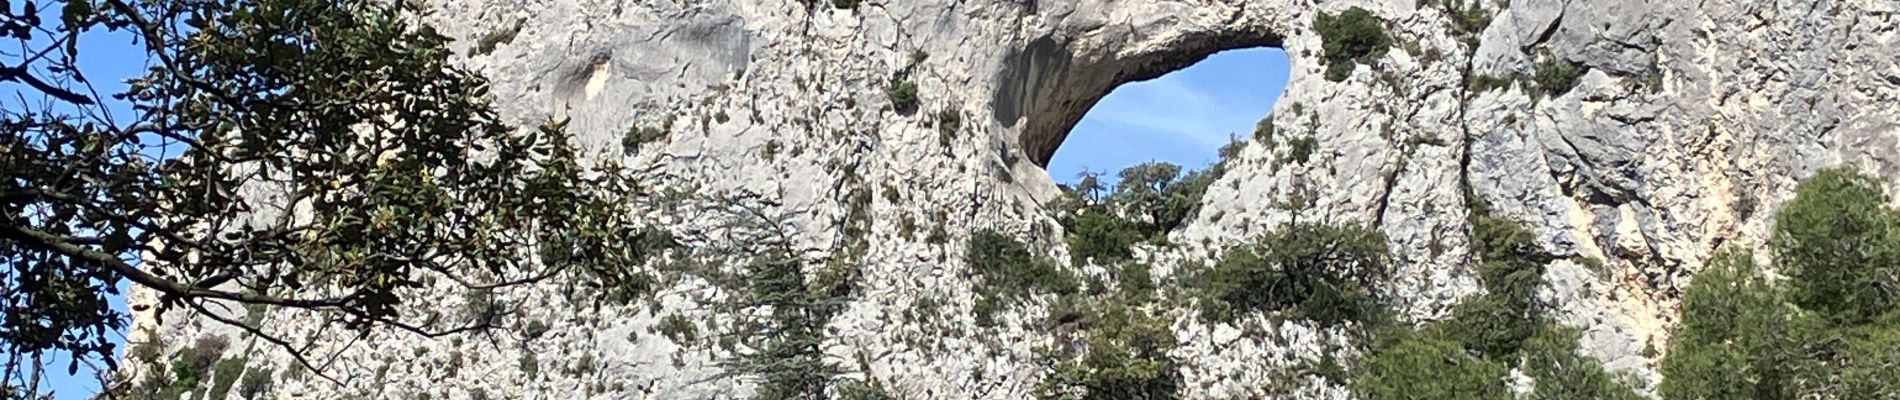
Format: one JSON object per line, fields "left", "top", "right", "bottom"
{"left": 133, "top": 0, "right": 1900, "bottom": 398}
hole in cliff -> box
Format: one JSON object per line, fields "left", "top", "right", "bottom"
{"left": 1041, "top": 47, "right": 1290, "bottom": 184}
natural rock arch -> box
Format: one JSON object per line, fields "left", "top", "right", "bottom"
{"left": 992, "top": 30, "right": 1283, "bottom": 167}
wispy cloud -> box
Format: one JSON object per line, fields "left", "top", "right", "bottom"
{"left": 1046, "top": 48, "right": 1287, "bottom": 184}
{"left": 1082, "top": 76, "right": 1239, "bottom": 148}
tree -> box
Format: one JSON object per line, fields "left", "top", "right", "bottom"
{"left": 1658, "top": 249, "right": 1805, "bottom": 400}
{"left": 1313, "top": 7, "right": 1391, "bottom": 82}
{"left": 2, "top": 0, "right": 658, "bottom": 396}
{"left": 1199, "top": 221, "right": 1390, "bottom": 325}
{"left": 1352, "top": 337, "right": 1510, "bottom": 400}
{"left": 1770, "top": 166, "right": 1900, "bottom": 325}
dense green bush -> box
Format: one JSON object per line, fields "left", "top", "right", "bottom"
{"left": 1314, "top": 7, "right": 1391, "bottom": 82}
{"left": 1658, "top": 167, "right": 1900, "bottom": 399}
{"left": 1353, "top": 337, "right": 1510, "bottom": 400}
{"left": 1064, "top": 208, "right": 1139, "bottom": 266}
{"left": 887, "top": 79, "right": 919, "bottom": 113}
{"left": 656, "top": 313, "right": 700, "bottom": 345}
{"left": 1530, "top": 56, "right": 1586, "bottom": 98}
{"left": 1198, "top": 221, "right": 1390, "bottom": 325}
{"left": 1282, "top": 136, "right": 1318, "bottom": 165}
{"left": 1770, "top": 166, "right": 1899, "bottom": 325}
{"left": 1037, "top": 295, "right": 1181, "bottom": 400}
{"left": 1355, "top": 197, "right": 1639, "bottom": 400}
{"left": 1521, "top": 328, "right": 1644, "bottom": 400}
{"left": 622, "top": 122, "right": 670, "bottom": 155}
{"left": 1658, "top": 249, "right": 1805, "bottom": 400}
{"left": 966, "top": 230, "right": 1078, "bottom": 325}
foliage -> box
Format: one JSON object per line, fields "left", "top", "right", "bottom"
{"left": 1106, "top": 162, "right": 1213, "bottom": 240}
{"left": 1314, "top": 7, "right": 1392, "bottom": 82}
{"left": 1434, "top": 0, "right": 1495, "bottom": 37}
{"left": 1282, "top": 136, "right": 1318, "bottom": 165}
{"left": 170, "top": 336, "right": 230, "bottom": 390}
{"left": 207, "top": 358, "right": 249, "bottom": 400}
{"left": 1354, "top": 197, "right": 1639, "bottom": 400}
{"left": 1658, "top": 249, "right": 1805, "bottom": 400}
{"left": 834, "top": 379, "right": 899, "bottom": 400}
{"left": 623, "top": 121, "right": 672, "bottom": 155}
{"left": 236, "top": 366, "right": 273, "bottom": 399}
{"left": 1769, "top": 166, "right": 1899, "bottom": 325}
{"left": 937, "top": 107, "right": 962, "bottom": 148}
{"left": 1064, "top": 208, "right": 1139, "bottom": 266}
{"left": 1, "top": 0, "right": 667, "bottom": 390}
{"left": 966, "top": 230, "right": 1077, "bottom": 326}
{"left": 887, "top": 79, "right": 920, "bottom": 113}
{"left": 1658, "top": 168, "right": 1900, "bottom": 399}
{"left": 471, "top": 19, "right": 526, "bottom": 56}
{"left": 1521, "top": 328, "right": 1644, "bottom": 400}
{"left": 657, "top": 313, "right": 700, "bottom": 345}
{"left": 1198, "top": 221, "right": 1391, "bottom": 325}
{"left": 1353, "top": 337, "right": 1511, "bottom": 400}
{"left": 1037, "top": 293, "right": 1181, "bottom": 400}
{"left": 1531, "top": 56, "right": 1586, "bottom": 98}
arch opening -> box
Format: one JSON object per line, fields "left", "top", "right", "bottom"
{"left": 992, "top": 32, "right": 1287, "bottom": 171}
{"left": 1036, "top": 47, "right": 1291, "bottom": 184}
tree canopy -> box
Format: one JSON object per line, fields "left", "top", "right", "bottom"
{"left": 2, "top": 0, "right": 658, "bottom": 396}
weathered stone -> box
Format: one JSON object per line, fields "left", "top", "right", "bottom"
{"left": 128, "top": 0, "right": 1900, "bottom": 398}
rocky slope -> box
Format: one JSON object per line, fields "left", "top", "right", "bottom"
{"left": 129, "top": 0, "right": 1900, "bottom": 398}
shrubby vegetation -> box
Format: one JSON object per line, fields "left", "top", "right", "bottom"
{"left": 966, "top": 231, "right": 1079, "bottom": 326}
{"left": 887, "top": 79, "right": 920, "bottom": 113}
{"left": 1353, "top": 197, "right": 1640, "bottom": 400}
{"left": 1054, "top": 138, "right": 1242, "bottom": 266}
{"left": 1036, "top": 263, "right": 1181, "bottom": 399}
{"left": 1659, "top": 166, "right": 1900, "bottom": 399}
{"left": 1531, "top": 56, "right": 1587, "bottom": 98}
{"left": 1314, "top": 7, "right": 1392, "bottom": 82}
{"left": 1197, "top": 222, "right": 1391, "bottom": 325}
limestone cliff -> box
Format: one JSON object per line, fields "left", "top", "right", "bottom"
{"left": 130, "top": 0, "right": 1900, "bottom": 398}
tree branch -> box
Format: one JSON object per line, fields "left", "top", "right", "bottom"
{"left": 0, "top": 224, "right": 348, "bottom": 309}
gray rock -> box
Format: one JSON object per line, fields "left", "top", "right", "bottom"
{"left": 125, "top": 0, "right": 1900, "bottom": 398}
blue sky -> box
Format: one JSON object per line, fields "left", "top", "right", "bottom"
{"left": 1046, "top": 47, "right": 1289, "bottom": 184}
{"left": 2, "top": 16, "right": 145, "bottom": 399}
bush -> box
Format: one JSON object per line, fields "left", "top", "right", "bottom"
{"left": 1429, "top": 294, "right": 1539, "bottom": 359}
{"left": 1064, "top": 208, "right": 1138, "bottom": 266}
{"left": 1037, "top": 297, "right": 1180, "bottom": 400}
{"left": 656, "top": 313, "right": 699, "bottom": 345}
{"left": 171, "top": 336, "right": 230, "bottom": 388}
{"left": 1314, "top": 7, "right": 1391, "bottom": 82}
{"left": 1659, "top": 249, "right": 1813, "bottom": 400}
{"left": 1770, "top": 166, "right": 1899, "bottom": 325}
{"left": 470, "top": 19, "right": 525, "bottom": 56}
{"left": 622, "top": 123, "right": 670, "bottom": 155}
{"left": 237, "top": 366, "right": 273, "bottom": 399}
{"left": 1521, "top": 327, "right": 1644, "bottom": 400}
{"left": 1105, "top": 162, "right": 1214, "bottom": 240}
{"left": 1353, "top": 337, "right": 1511, "bottom": 400}
{"left": 1199, "top": 221, "right": 1390, "bottom": 325}
{"left": 937, "top": 107, "right": 961, "bottom": 148}
{"left": 1282, "top": 136, "right": 1317, "bottom": 165}
{"left": 1530, "top": 56, "right": 1585, "bottom": 98}
{"left": 966, "top": 230, "right": 1077, "bottom": 325}
{"left": 887, "top": 79, "right": 919, "bottom": 113}
{"left": 207, "top": 358, "right": 248, "bottom": 400}
{"left": 1659, "top": 167, "right": 1900, "bottom": 400}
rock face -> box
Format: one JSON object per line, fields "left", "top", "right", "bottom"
{"left": 131, "top": 0, "right": 1900, "bottom": 398}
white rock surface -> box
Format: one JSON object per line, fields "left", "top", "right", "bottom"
{"left": 128, "top": 0, "right": 1900, "bottom": 398}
